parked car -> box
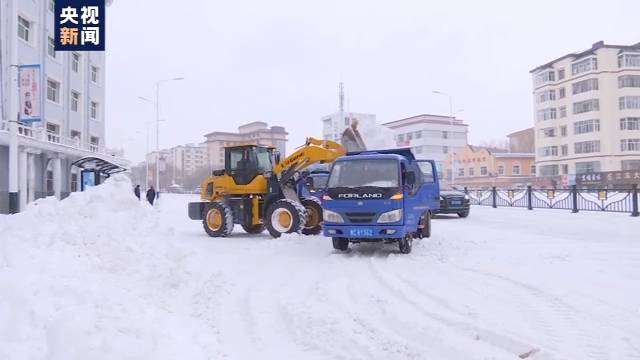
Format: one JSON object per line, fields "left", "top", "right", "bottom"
{"left": 435, "top": 190, "right": 470, "bottom": 217}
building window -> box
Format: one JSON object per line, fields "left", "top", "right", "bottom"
{"left": 91, "top": 66, "right": 99, "bottom": 83}
{"left": 72, "top": 53, "right": 80, "bottom": 72}
{"left": 571, "top": 57, "right": 597, "bottom": 75}
{"left": 574, "top": 119, "right": 600, "bottom": 135}
{"left": 541, "top": 127, "right": 556, "bottom": 138}
{"left": 344, "top": 117, "right": 349, "bottom": 126}
{"left": 560, "top": 144, "right": 568, "bottom": 156}
{"left": 539, "top": 146, "right": 558, "bottom": 157}
{"left": 560, "top": 125, "right": 567, "bottom": 137}
{"left": 406, "top": 132, "right": 413, "bottom": 141}
{"left": 572, "top": 78, "right": 598, "bottom": 94}
{"left": 70, "top": 130, "right": 81, "bottom": 140}
{"left": 397, "top": 134, "right": 404, "bottom": 142}
{"left": 537, "top": 90, "right": 556, "bottom": 103}
{"left": 512, "top": 164, "right": 521, "bottom": 175}
{"left": 618, "top": 53, "right": 640, "bottom": 68}
{"left": 535, "top": 70, "right": 555, "bottom": 85}
{"left": 46, "top": 169, "right": 54, "bottom": 195}
{"left": 559, "top": 106, "right": 567, "bottom": 118}
{"left": 558, "top": 69, "right": 565, "bottom": 80}
{"left": 47, "top": 37, "right": 56, "bottom": 58}
{"left": 442, "top": 131, "right": 448, "bottom": 139}
{"left": 70, "top": 91, "right": 80, "bottom": 112}
{"left": 414, "top": 131, "right": 422, "bottom": 139}
{"left": 573, "top": 99, "right": 599, "bottom": 114}
{"left": 458, "top": 168, "right": 464, "bottom": 177}
{"left": 468, "top": 167, "right": 475, "bottom": 176}
{"left": 559, "top": 87, "right": 566, "bottom": 99}
{"left": 497, "top": 165, "right": 504, "bottom": 175}
{"left": 47, "top": 79, "right": 60, "bottom": 103}
{"left": 90, "top": 136, "right": 100, "bottom": 145}
{"left": 618, "top": 75, "right": 640, "bottom": 88}
{"left": 18, "top": 16, "right": 31, "bottom": 43}
{"left": 90, "top": 101, "right": 98, "bottom": 120}
{"left": 49, "top": 0, "right": 55, "bottom": 12}
{"left": 622, "top": 160, "right": 640, "bottom": 171}
{"left": 540, "top": 165, "right": 559, "bottom": 176}
{"left": 480, "top": 166, "right": 488, "bottom": 176}
{"left": 443, "top": 146, "right": 448, "bottom": 154}
{"left": 575, "top": 161, "right": 600, "bottom": 174}
{"left": 574, "top": 140, "right": 600, "bottom": 154}
{"left": 619, "top": 96, "right": 640, "bottom": 110}
{"left": 537, "top": 108, "right": 557, "bottom": 121}
{"left": 70, "top": 172, "right": 78, "bottom": 192}
{"left": 620, "top": 117, "right": 640, "bottom": 130}
{"left": 531, "top": 165, "right": 536, "bottom": 175}
{"left": 561, "top": 164, "right": 569, "bottom": 175}
{"left": 621, "top": 139, "right": 640, "bottom": 152}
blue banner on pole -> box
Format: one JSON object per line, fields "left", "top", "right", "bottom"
{"left": 54, "top": 0, "right": 105, "bottom": 51}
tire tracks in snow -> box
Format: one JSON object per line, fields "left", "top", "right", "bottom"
{"left": 366, "top": 255, "right": 556, "bottom": 359}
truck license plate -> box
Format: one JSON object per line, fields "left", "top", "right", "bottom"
{"left": 350, "top": 228, "right": 374, "bottom": 237}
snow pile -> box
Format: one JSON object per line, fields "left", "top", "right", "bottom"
{"left": 0, "top": 175, "right": 212, "bottom": 360}
{"left": 357, "top": 120, "right": 396, "bottom": 150}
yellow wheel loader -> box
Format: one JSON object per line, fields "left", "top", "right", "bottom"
{"left": 187, "top": 132, "right": 365, "bottom": 238}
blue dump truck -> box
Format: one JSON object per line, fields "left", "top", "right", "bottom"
{"left": 298, "top": 170, "right": 330, "bottom": 200}
{"left": 322, "top": 149, "right": 440, "bottom": 254}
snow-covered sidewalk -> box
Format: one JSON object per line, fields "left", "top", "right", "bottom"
{"left": 1, "top": 177, "right": 639, "bottom": 359}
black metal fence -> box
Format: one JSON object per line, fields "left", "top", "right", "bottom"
{"left": 464, "top": 185, "right": 639, "bottom": 216}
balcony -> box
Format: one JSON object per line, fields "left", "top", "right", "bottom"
{"left": 0, "top": 120, "right": 104, "bottom": 154}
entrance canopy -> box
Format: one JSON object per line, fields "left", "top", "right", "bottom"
{"left": 71, "top": 156, "right": 127, "bottom": 175}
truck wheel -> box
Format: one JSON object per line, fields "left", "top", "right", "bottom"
{"left": 202, "top": 201, "right": 234, "bottom": 237}
{"left": 332, "top": 237, "right": 349, "bottom": 251}
{"left": 418, "top": 211, "right": 431, "bottom": 238}
{"left": 457, "top": 209, "right": 470, "bottom": 218}
{"left": 398, "top": 235, "right": 413, "bottom": 254}
{"left": 301, "top": 197, "right": 323, "bottom": 235}
{"left": 241, "top": 223, "right": 265, "bottom": 234}
{"left": 265, "top": 199, "right": 307, "bottom": 238}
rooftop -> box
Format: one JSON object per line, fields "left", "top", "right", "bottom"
{"left": 530, "top": 41, "right": 640, "bottom": 73}
{"left": 383, "top": 114, "right": 467, "bottom": 128}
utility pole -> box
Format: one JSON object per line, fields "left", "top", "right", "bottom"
{"left": 8, "top": 0, "right": 20, "bottom": 213}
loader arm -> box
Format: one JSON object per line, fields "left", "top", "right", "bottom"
{"left": 272, "top": 137, "right": 346, "bottom": 177}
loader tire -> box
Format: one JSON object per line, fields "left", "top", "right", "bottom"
{"left": 265, "top": 199, "right": 306, "bottom": 238}
{"left": 241, "top": 223, "right": 265, "bottom": 234}
{"left": 202, "top": 201, "right": 234, "bottom": 237}
{"left": 301, "top": 197, "right": 323, "bottom": 235}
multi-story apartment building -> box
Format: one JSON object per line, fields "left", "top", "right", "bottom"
{"left": 0, "top": 0, "right": 115, "bottom": 213}
{"left": 204, "top": 121, "right": 287, "bottom": 170}
{"left": 443, "top": 145, "right": 536, "bottom": 188}
{"left": 531, "top": 41, "right": 640, "bottom": 177}
{"left": 383, "top": 114, "right": 468, "bottom": 174}
{"left": 167, "top": 143, "right": 208, "bottom": 183}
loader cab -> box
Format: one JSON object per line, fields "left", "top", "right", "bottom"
{"left": 225, "top": 145, "right": 274, "bottom": 185}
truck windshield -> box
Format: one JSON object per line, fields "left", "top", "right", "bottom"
{"left": 328, "top": 159, "right": 399, "bottom": 188}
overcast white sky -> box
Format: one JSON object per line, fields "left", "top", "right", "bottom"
{"left": 106, "top": 0, "right": 640, "bottom": 163}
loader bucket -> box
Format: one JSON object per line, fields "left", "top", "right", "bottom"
{"left": 340, "top": 121, "right": 367, "bottom": 152}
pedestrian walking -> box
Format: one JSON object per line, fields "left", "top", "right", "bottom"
{"left": 134, "top": 185, "right": 141, "bottom": 200}
{"left": 146, "top": 186, "right": 156, "bottom": 206}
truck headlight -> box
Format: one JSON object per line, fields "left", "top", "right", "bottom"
{"left": 464, "top": 195, "right": 470, "bottom": 200}
{"left": 323, "top": 209, "right": 344, "bottom": 223}
{"left": 378, "top": 209, "right": 403, "bottom": 223}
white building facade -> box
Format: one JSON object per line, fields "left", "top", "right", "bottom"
{"left": 321, "top": 111, "right": 376, "bottom": 142}
{"left": 531, "top": 41, "right": 640, "bottom": 176}
{"left": 383, "top": 114, "right": 469, "bottom": 173}
{"left": 0, "top": 0, "right": 116, "bottom": 213}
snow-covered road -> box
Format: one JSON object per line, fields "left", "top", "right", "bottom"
{"left": 1, "top": 178, "right": 639, "bottom": 359}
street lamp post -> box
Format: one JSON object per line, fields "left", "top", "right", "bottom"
{"left": 138, "top": 77, "right": 183, "bottom": 194}
{"left": 432, "top": 90, "right": 454, "bottom": 118}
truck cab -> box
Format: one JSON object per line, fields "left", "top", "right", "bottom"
{"left": 322, "top": 149, "right": 440, "bottom": 254}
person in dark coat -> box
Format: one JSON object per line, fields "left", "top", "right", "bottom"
{"left": 146, "top": 186, "right": 156, "bottom": 205}
{"left": 134, "top": 185, "right": 141, "bottom": 200}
